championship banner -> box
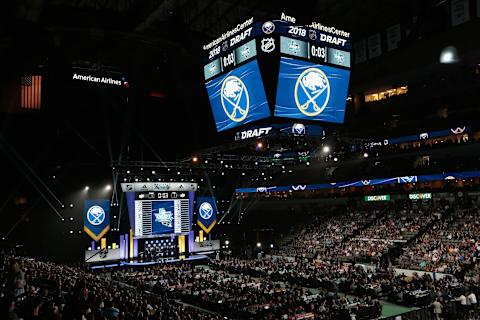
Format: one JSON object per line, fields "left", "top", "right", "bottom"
{"left": 196, "top": 197, "right": 217, "bottom": 234}
{"left": 84, "top": 199, "right": 110, "bottom": 241}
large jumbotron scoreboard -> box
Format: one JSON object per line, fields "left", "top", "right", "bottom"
{"left": 203, "top": 13, "right": 351, "bottom": 132}
{"left": 121, "top": 182, "right": 196, "bottom": 239}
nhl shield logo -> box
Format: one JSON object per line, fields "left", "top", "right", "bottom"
{"left": 294, "top": 68, "right": 330, "bottom": 116}
{"left": 221, "top": 76, "right": 249, "bottom": 122}
{"left": 261, "top": 38, "right": 275, "bottom": 53}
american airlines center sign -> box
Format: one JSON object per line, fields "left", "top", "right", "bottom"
{"left": 72, "top": 73, "right": 124, "bottom": 86}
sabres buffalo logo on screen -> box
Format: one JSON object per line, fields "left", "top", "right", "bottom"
{"left": 275, "top": 57, "right": 350, "bottom": 123}
{"left": 205, "top": 59, "right": 270, "bottom": 132}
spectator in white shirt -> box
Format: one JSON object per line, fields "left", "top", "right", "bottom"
{"left": 467, "top": 291, "right": 478, "bottom": 314}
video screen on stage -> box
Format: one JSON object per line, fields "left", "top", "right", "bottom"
{"left": 205, "top": 59, "right": 270, "bottom": 132}
{"left": 133, "top": 191, "right": 191, "bottom": 238}
{"left": 274, "top": 57, "right": 350, "bottom": 123}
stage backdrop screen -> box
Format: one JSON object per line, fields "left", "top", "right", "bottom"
{"left": 205, "top": 59, "right": 270, "bottom": 132}
{"left": 274, "top": 57, "right": 350, "bottom": 123}
{"left": 133, "top": 191, "right": 191, "bottom": 238}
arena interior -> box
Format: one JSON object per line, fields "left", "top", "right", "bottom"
{"left": 2, "top": 1, "right": 480, "bottom": 319}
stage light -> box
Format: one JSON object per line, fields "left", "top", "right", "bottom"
{"left": 270, "top": 244, "right": 274, "bottom": 248}
{"left": 151, "top": 170, "right": 156, "bottom": 174}
{"left": 61, "top": 204, "right": 65, "bottom": 208}
{"left": 135, "top": 178, "right": 139, "bottom": 182}
{"left": 334, "top": 157, "right": 338, "bottom": 162}
{"left": 255, "top": 161, "right": 258, "bottom": 165}
{"left": 146, "top": 178, "right": 150, "bottom": 181}
{"left": 192, "top": 156, "right": 198, "bottom": 163}
{"left": 256, "top": 242, "right": 262, "bottom": 248}
{"left": 123, "top": 178, "right": 127, "bottom": 182}
{"left": 242, "top": 172, "right": 245, "bottom": 176}
{"left": 69, "top": 203, "right": 74, "bottom": 208}
{"left": 322, "top": 146, "right": 330, "bottom": 154}
{"left": 105, "top": 185, "right": 112, "bottom": 191}
{"left": 69, "top": 230, "right": 74, "bottom": 234}
{"left": 220, "top": 160, "right": 224, "bottom": 164}
{"left": 126, "top": 170, "right": 130, "bottom": 174}
{"left": 84, "top": 186, "right": 90, "bottom": 191}
{"left": 257, "top": 142, "right": 263, "bottom": 149}
{"left": 306, "top": 161, "right": 310, "bottom": 166}
{"left": 205, "top": 160, "right": 208, "bottom": 164}
{"left": 69, "top": 217, "right": 74, "bottom": 221}
{"left": 225, "top": 240, "right": 230, "bottom": 245}
{"left": 440, "top": 46, "right": 459, "bottom": 64}
{"left": 61, "top": 218, "right": 65, "bottom": 222}
{"left": 363, "top": 152, "right": 369, "bottom": 158}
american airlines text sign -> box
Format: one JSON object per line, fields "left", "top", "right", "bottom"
{"left": 120, "top": 182, "right": 198, "bottom": 192}
{"left": 235, "top": 127, "right": 272, "bottom": 141}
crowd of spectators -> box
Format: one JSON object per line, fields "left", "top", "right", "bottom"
{"left": 0, "top": 254, "right": 222, "bottom": 320}
{"left": 398, "top": 207, "right": 480, "bottom": 274}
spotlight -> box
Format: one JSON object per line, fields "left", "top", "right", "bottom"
{"left": 270, "top": 244, "right": 274, "bottom": 248}
{"left": 363, "top": 152, "right": 369, "bottom": 158}
{"left": 69, "top": 204, "right": 74, "bottom": 208}
{"left": 256, "top": 242, "right": 261, "bottom": 248}
{"left": 225, "top": 240, "right": 230, "bottom": 245}
{"left": 256, "top": 142, "right": 263, "bottom": 149}
{"left": 333, "top": 157, "right": 338, "bottom": 162}
{"left": 69, "top": 230, "right": 74, "bottom": 234}
{"left": 306, "top": 161, "right": 310, "bottom": 166}
{"left": 84, "top": 186, "right": 89, "bottom": 191}
{"left": 69, "top": 217, "right": 74, "bottom": 221}
{"left": 61, "top": 204, "right": 65, "bottom": 208}
{"left": 105, "top": 185, "right": 112, "bottom": 191}
{"left": 192, "top": 156, "right": 198, "bottom": 163}
{"left": 151, "top": 170, "right": 156, "bottom": 174}
{"left": 322, "top": 146, "right": 330, "bottom": 154}
{"left": 126, "top": 170, "right": 130, "bottom": 174}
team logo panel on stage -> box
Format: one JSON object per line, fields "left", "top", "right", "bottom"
{"left": 274, "top": 57, "right": 350, "bottom": 123}
{"left": 152, "top": 201, "right": 175, "bottom": 235}
{"left": 205, "top": 59, "right": 270, "bottom": 132}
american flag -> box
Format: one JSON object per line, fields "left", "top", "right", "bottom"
{"left": 21, "top": 75, "right": 42, "bottom": 110}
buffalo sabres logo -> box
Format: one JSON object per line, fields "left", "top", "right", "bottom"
{"left": 361, "top": 180, "right": 371, "bottom": 185}
{"left": 419, "top": 133, "right": 429, "bottom": 140}
{"left": 262, "top": 21, "right": 275, "bottom": 34}
{"left": 199, "top": 202, "right": 214, "bottom": 220}
{"left": 294, "top": 68, "right": 330, "bottom": 117}
{"left": 154, "top": 207, "right": 173, "bottom": 228}
{"left": 87, "top": 205, "right": 106, "bottom": 226}
{"left": 221, "top": 76, "right": 249, "bottom": 122}
{"left": 309, "top": 29, "right": 317, "bottom": 40}
{"left": 398, "top": 176, "right": 417, "bottom": 183}
{"left": 291, "top": 185, "right": 307, "bottom": 191}
{"left": 451, "top": 126, "right": 466, "bottom": 134}
{"left": 292, "top": 123, "right": 306, "bottom": 135}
